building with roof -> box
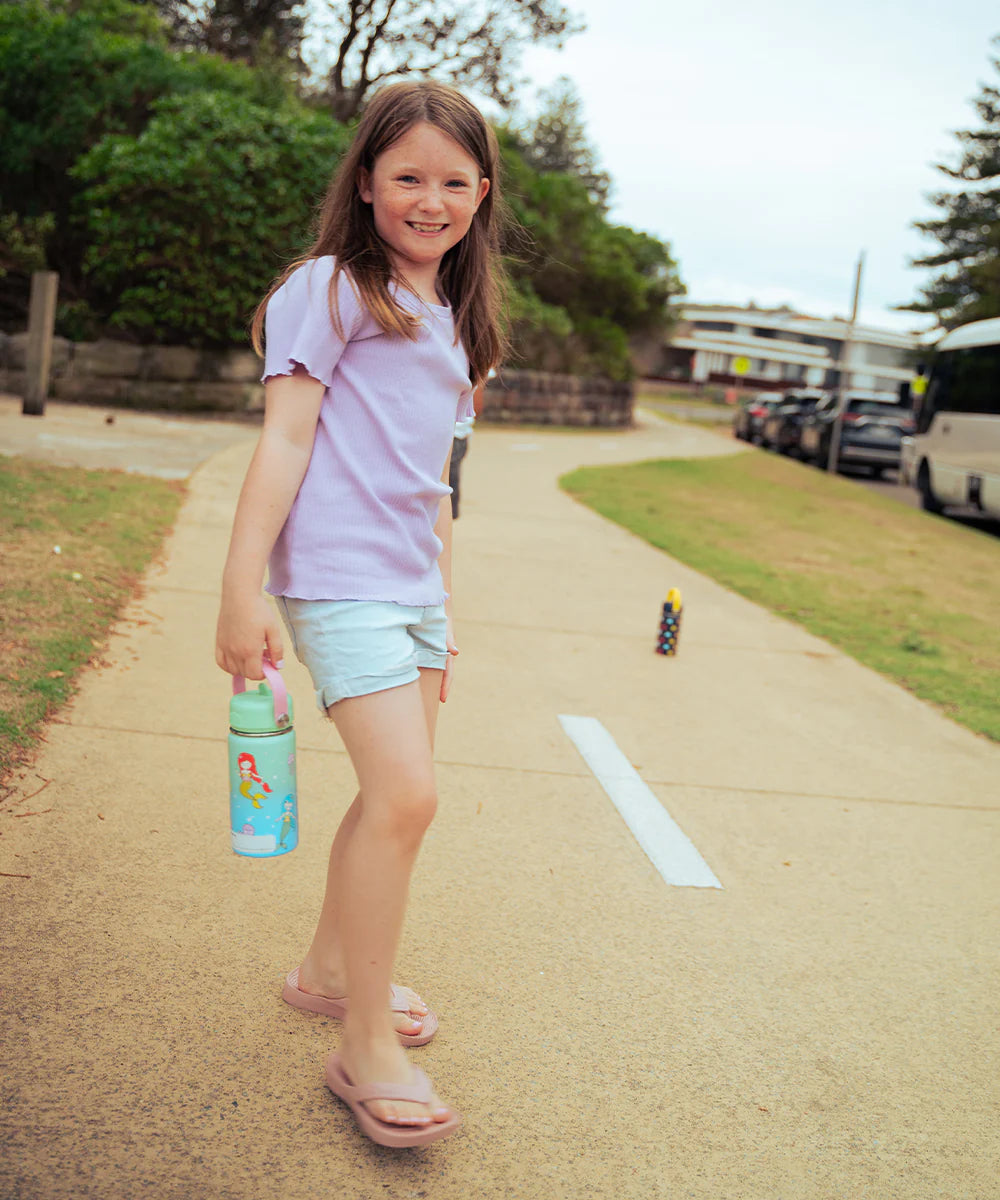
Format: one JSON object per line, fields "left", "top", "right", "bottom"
{"left": 657, "top": 304, "right": 923, "bottom": 393}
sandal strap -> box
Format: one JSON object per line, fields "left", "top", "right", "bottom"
{"left": 289, "top": 971, "right": 417, "bottom": 1016}
{"left": 344, "top": 1068, "right": 433, "bottom": 1106}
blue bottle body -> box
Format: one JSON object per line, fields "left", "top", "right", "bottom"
{"left": 228, "top": 727, "right": 298, "bottom": 857}
{"left": 228, "top": 666, "right": 298, "bottom": 858}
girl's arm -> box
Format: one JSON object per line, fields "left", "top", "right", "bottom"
{"left": 435, "top": 445, "right": 458, "bottom": 703}
{"left": 215, "top": 367, "right": 325, "bottom": 680}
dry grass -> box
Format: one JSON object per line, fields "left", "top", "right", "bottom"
{"left": 0, "top": 458, "right": 184, "bottom": 785}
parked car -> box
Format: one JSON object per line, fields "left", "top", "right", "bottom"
{"left": 760, "top": 390, "right": 827, "bottom": 455}
{"left": 799, "top": 391, "right": 916, "bottom": 476}
{"left": 732, "top": 392, "right": 783, "bottom": 442}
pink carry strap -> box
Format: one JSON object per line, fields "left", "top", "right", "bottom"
{"left": 232, "top": 660, "right": 289, "bottom": 725}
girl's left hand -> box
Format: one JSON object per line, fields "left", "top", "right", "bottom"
{"left": 441, "top": 624, "right": 458, "bottom": 702}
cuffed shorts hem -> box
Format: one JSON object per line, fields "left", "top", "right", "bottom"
{"left": 316, "top": 656, "right": 446, "bottom": 710}
{"left": 275, "top": 597, "right": 449, "bottom": 714}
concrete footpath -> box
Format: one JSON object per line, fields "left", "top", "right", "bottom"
{"left": 2, "top": 398, "right": 999, "bottom": 1199}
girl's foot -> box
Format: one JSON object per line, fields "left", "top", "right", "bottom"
{"left": 290, "top": 963, "right": 431, "bottom": 1041}
{"left": 337, "top": 1034, "right": 454, "bottom": 1129}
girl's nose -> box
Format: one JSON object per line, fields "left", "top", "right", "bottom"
{"left": 416, "top": 186, "right": 446, "bottom": 213}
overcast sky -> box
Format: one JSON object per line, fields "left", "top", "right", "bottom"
{"left": 518, "top": 0, "right": 999, "bottom": 333}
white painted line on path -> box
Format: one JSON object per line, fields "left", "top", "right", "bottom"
{"left": 558, "top": 714, "right": 723, "bottom": 889}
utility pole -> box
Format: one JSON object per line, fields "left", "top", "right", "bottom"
{"left": 827, "top": 252, "right": 865, "bottom": 473}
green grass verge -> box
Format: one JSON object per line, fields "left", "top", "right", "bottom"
{"left": 0, "top": 458, "right": 184, "bottom": 785}
{"left": 635, "top": 388, "right": 736, "bottom": 427}
{"left": 636, "top": 387, "right": 728, "bottom": 413}
{"left": 560, "top": 451, "right": 1000, "bottom": 742}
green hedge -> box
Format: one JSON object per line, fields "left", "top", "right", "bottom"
{"left": 72, "top": 91, "right": 349, "bottom": 346}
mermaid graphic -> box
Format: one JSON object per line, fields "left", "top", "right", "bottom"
{"left": 236, "top": 751, "right": 272, "bottom": 809}
{"left": 278, "top": 798, "right": 296, "bottom": 849}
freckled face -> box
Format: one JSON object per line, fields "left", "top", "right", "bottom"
{"left": 358, "top": 122, "right": 490, "bottom": 284}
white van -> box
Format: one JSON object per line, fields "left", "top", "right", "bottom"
{"left": 901, "top": 317, "right": 1000, "bottom": 518}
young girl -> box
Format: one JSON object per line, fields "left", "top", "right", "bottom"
{"left": 215, "top": 80, "right": 505, "bottom": 1148}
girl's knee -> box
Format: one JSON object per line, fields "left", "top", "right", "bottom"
{"left": 369, "top": 778, "right": 438, "bottom": 844}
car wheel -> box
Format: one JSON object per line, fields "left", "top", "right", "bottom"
{"left": 917, "top": 461, "right": 944, "bottom": 514}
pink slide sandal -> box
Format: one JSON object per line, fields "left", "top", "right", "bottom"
{"left": 325, "top": 1053, "right": 462, "bottom": 1148}
{"left": 282, "top": 967, "right": 439, "bottom": 1046}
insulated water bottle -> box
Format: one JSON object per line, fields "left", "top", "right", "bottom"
{"left": 656, "top": 587, "right": 683, "bottom": 656}
{"left": 228, "top": 661, "right": 298, "bottom": 857}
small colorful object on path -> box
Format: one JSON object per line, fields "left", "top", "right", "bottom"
{"left": 656, "top": 588, "right": 683, "bottom": 656}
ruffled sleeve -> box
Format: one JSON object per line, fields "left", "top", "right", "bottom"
{"left": 261, "top": 257, "right": 362, "bottom": 388}
{"left": 456, "top": 386, "right": 476, "bottom": 421}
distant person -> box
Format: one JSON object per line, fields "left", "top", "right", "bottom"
{"left": 449, "top": 378, "right": 486, "bottom": 518}
{"left": 215, "top": 81, "right": 506, "bottom": 1148}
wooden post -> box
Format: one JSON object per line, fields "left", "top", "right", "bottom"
{"left": 23, "top": 270, "right": 59, "bottom": 416}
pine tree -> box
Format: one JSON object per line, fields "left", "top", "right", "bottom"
{"left": 510, "top": 77, "right": 612, "bottom": 212}
{"left": 903, "top": 35, "right": 1000, "bottom": 329}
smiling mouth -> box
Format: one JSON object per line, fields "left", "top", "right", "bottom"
{"left": 408, "top": 222, "right": 447, "bottom": 233}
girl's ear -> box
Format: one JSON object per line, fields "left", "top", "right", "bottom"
{"left": 474, "top": 177, "right": 491, "bottom": 210}
{"left": 357, "top": 168, "right": 373, "bottom": 204}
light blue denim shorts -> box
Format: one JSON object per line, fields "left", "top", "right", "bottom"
{"left": 275, "top": 597, "right": 449, "bottom": 712}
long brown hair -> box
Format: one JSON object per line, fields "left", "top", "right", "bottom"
{"left": 251, "top": 81, "right": 508, "bottom": 386}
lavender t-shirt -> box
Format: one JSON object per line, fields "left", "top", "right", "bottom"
{"left": 261, "top": 256, "right": 474, "bottom": 603}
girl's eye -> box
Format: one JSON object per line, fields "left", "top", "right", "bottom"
{"left": 446, "top": 180, "right": 470, "bottom": 189}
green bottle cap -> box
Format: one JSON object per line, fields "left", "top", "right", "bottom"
{"left": 229, "top": 682, "right": 294, "bottom": 734}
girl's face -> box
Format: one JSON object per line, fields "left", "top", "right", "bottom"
{"left": 358, "top": 121, "right": 490, "bottom": 286}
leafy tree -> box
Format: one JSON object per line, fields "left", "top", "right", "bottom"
{"left": 0, "top": 0, "right": 299, "bottom": 329}
{"left": 134, "top": 0, "right": 583, "bottom": 122}
{"left": 509, "top": 76, "right": 611, "bottom": 211}
{"left": 0, "top": 0, "right": 168, "bottom": 217}
{"left": 137, "top": 0, "right": 305, "bottom": 67}
{"left": 314, "top": 0, "right": 582, "bottom": 122}
{"left": 902, "top": 35, "right": 1000, "bottom": 328}
{"left": 0, "top": 212, "right": 56, "bottom": 328}
{"left": 0, "top": 0, "right": 295, "bottom": 216}
{"left": 71, "top": 90, "right": 350, "bottom": 345}
{"left": 500, "top": 135, "right": 684, "bottom": 379}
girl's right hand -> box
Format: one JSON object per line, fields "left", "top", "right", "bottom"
{"left": 215, "top": 590, "right": 284, "bottom": 681}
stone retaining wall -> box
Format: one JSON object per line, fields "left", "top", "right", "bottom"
{"left": 483, "top": 368, "right": 633, "bottom": 427}
{"left": 0, "top": 333, "right": 634, "bottom": 425}
{"left": 0, "top": 332, "right": 264, "bottom": 413}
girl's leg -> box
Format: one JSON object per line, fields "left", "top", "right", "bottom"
{"left": 327, "top": 673, "right": 452, "bottom": 1127}
{"left": 295, "top": 666, "right": 445, "bottom": 1029}
{"left": 296, "top": 793, "right": 429, "bottom": 1036}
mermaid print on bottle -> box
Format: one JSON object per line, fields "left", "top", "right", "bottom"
{"left": 228, "top": 666, "right": 298, "bottom": 858}
{"left": 236, "top": 751, "right": 272, "bottom": 809}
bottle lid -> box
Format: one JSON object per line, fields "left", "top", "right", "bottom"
{"left": 229, "top": 682, "right": 294, "bottom": 734}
